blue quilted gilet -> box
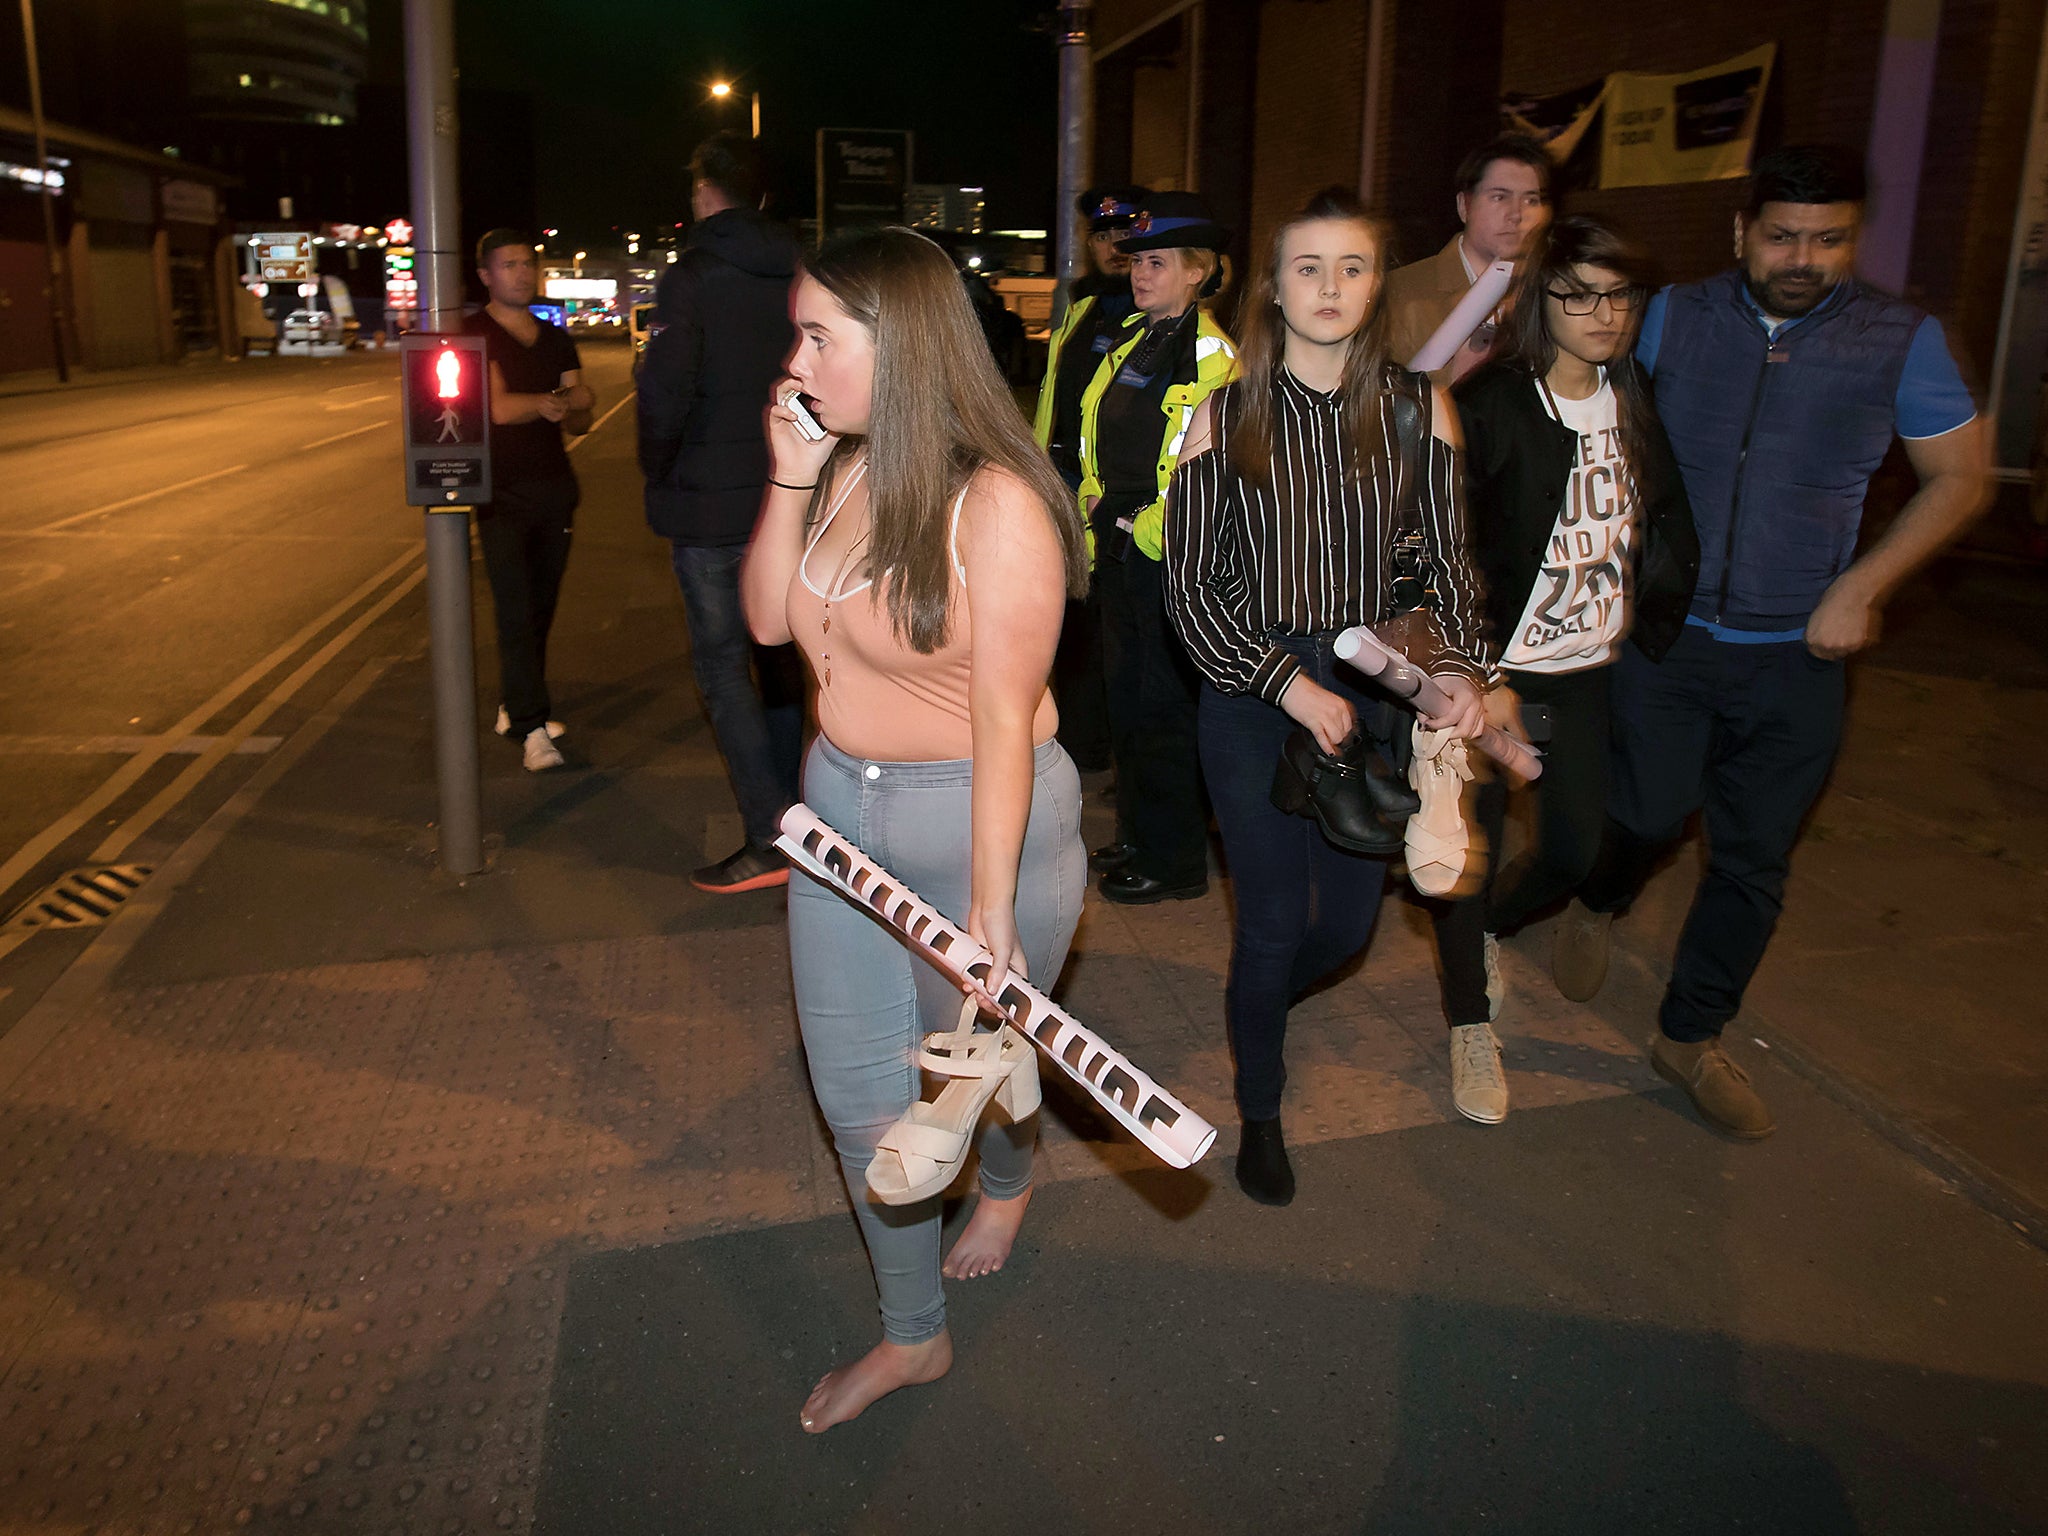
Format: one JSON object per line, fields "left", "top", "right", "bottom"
{"left": 1652, "top": 269, "right": 1921, "bottom": 629}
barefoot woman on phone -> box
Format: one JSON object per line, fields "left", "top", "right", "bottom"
{"left": 741, "top": 227, "right": 1090, "bottom": 1433}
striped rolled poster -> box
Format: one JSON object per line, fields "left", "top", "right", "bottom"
{"left": 775, "top": 803, "right": 1218, "bottom": 1169}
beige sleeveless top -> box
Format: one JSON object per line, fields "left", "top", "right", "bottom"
{"left": 786, "top": 459, "right": 1059, "bottom": 763}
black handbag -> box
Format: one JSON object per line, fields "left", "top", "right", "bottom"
{"left": 1373, "top": 370, "right": 1451, "bottom": 671}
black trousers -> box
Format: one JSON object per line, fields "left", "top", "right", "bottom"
{"left": 1095, "top": 549, "right": 1208, "bottom": 886}
{"left": 477, "top": 476, "right": 577, "bottom": 741}
{"left": 1487, "top": 663, "right": 1615, "bottom": 933}
{"left": 1051, "top": 594, "right": 1113, "bottom": 772}
{"left": 1579, "top": 626, "right": 1846, "bottom": 1042}
{"left": 1425, "top": 663, "right": 1611, "bottom": 1028}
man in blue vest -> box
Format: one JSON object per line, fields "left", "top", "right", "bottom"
{"left": 1553, "top": 145, "right": 1986, "bottom": 1138}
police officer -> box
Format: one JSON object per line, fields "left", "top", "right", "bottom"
{"left": 1034, "top": 185, "right": 1147, "bottom": 775}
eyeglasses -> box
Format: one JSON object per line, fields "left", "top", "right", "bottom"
{"left": 1545, "top": 286, "right": 1641, "bottom": 316}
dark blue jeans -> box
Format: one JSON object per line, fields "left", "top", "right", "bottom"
{"left": 670, "top": 542, "right": 805, "bottom": 851}
{"left": 1199, "top": 635, "right": 1395, "bottom": 1120}
{"left": 1579, "top": 626, "right": 1846, "bottom": 1042}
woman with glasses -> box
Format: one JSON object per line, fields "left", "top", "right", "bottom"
{"left": 1438, "top": 216, "right": 1699, "bottom": 1115}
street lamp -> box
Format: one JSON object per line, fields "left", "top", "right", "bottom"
{"left": 709, "top": 78, "right": 760, "bottom": 138}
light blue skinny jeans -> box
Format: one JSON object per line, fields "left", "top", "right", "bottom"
{"left": 788, "top": 733, "right": 1086, "bottom": 1344}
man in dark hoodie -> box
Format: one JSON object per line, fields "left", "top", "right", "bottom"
{"left": 638, "top": 132, "right": 805, "bottom": 893}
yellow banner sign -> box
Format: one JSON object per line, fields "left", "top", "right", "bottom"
{"left": 1600, "top": 44, "right": 1776, "bottom": 190}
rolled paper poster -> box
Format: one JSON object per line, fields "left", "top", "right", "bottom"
{"left": 1332, "top": 625, "right": 1544, "bottom": 783}
{"left": 775, "top": 804, "right": 1219, "bottom": 1169}
{"left": 1406, "top": 258, "right": 1516, "bottom": 375}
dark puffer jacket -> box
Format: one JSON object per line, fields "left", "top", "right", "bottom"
{"left": 636, "top": 207, "right": 801, "bottom": 545}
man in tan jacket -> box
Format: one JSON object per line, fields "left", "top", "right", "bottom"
{"left": 1385, "top": 134, "right": 1554, "bottom": 386}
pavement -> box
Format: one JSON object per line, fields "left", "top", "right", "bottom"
{"left": 0, "top": 353, "right": 2043, "bottom": 1534}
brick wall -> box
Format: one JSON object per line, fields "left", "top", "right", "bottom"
{"left": 1495, "top": 0, "right": 1887, "bottom": 289}
{"left": 1246, "top": 0, "right": 1370, "bottom": 261}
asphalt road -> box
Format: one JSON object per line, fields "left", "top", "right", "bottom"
{"left": 0, "top": 337, "right": 640, "bottom": 1023}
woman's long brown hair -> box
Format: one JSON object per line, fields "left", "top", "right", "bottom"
{"left": 803, "top": 227, "right": 1089, "bottom": 654}
{"left": 1494, "top": 215, "right": 1658, "bottom": 487}
{"left": 1229, "top": 188, "right": 1394, "bottom": 488}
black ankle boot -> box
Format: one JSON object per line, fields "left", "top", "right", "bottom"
{"left": 1235, "top": 1117, "right": 1296, "bottom": 1206}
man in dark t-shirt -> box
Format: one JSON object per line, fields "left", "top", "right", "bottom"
{"left": 465, "top": 229, "right": 595, "bottom": 770}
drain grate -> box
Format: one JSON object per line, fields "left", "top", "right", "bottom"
{"left": 4, "top": 865, "right": 154, "bottom": 933}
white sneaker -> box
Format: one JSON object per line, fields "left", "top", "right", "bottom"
{"left": 522, "top": 726, "right": 566, "bottom": 772}
{"left": 1483, "top": 931, "right": 1502, "bottom": 1022}
{"left": 496, "top": 705, "right": 564, "bottom": 740}
{"left": 1449, "top": 1022, "right": 1508, "bottom": 1124}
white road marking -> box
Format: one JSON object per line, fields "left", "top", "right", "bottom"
{"left": 0, "top": 545, "right": 422, "bottom": 906}
{"left": 567, "top": 390, "right": 634, "bottom": 451}
{"left": 322, "top": 393, "right": 395, "bottom": 412}
{"left": 299, "top": 422, "right": 385, "bottom": 450}
{"left": 0, "top": 735, "right": 284, "bottom": 757}
{"left": 36, "top": 464, "right": 249, "bottom": 533}
{"left": 91, "top": 563, "right": 426, "bottom": 862}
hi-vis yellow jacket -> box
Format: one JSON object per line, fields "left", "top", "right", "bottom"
{"left": 1075, "top": 308, "right": 1239, "bottom": 561}
{"left": 1031, "top": 294, "right": 1102, "bottom": 448}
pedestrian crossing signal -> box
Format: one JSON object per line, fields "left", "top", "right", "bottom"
{"left": 399, "top": 332, "right": 492, "bottom": 508}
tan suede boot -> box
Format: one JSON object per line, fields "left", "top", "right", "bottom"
{"left": 1552, "top": 899, "right": 1613, "bottom": 1002}
{"left": 1649, "top": 1033, "right": 1775, "bottom": 1139}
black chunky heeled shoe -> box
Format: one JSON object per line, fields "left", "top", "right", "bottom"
{"left": 1270, "top": 727, "right": 1416, "bottom": 856}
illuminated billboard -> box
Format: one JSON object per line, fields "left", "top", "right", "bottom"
{"left": 543, "top": 277, "right": 618, "bottom": 300}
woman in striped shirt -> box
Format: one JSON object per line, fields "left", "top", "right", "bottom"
{"left": 1163, "top": 189, "right": 1488, "bottom": 1206}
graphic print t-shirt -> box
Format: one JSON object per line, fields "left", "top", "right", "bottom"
{"left": 1501, "top": 377, "right": 1635, "bottom": 674}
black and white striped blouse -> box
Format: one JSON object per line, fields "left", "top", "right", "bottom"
{"left": 1162, "top": 365, "right": 1488, "bottom": 703}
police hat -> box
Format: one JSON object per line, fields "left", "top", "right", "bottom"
{"left": 1116, "top": 191, "right": 1230, "bottom": 253}
{"left": 1079, "top": 185, "right": 1149, "bottom": 233}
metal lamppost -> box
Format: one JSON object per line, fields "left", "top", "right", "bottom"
{"left": 1053, "top": 1, "right": 1093, "bottom": 326}
{"left": 17, "top": 0, "right": 69, "bottom": 383}
{"left": 404, "top": 0, "right": 484, "bottom": 876}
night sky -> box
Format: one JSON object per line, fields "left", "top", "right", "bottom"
{"left": 442, "top": 0, "right": 1062, "bottom": 241}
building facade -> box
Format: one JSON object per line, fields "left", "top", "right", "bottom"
{"left": 1086, "top": 0, "right": 2047, "bottom": 535}
{"left": 0, "top": 111, "right": 237, "bottom": 375}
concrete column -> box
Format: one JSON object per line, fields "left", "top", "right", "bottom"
{"left": 151, "top": 227, "right": 176, "bottom": 362}
{"left": 65, "top": 221, "right": 90, "bottom": 368}
{"left": 1862, "top": 0, "right": 1943, "bottom": 295}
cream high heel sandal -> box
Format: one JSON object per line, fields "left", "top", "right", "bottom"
{"left": 1406, "top": 721, "right": 1484, "bottom": 898}
{"left": 865, "top": 999, "right": 1040, "bottom": 1207}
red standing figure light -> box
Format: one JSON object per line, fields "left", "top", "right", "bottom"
{"left": 435, "top": 348, "right": 465, "bottom": 441}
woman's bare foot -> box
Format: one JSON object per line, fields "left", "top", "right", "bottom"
{"left": 941, "top": 1186, "right": 1033, "bottom": 1280}
{"left": 799, "top": 1330, "right": 952, "bottom": 1434}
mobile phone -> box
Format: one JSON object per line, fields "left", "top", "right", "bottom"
{"left": 786, "top": 392, "right": 827, "bottom": 443}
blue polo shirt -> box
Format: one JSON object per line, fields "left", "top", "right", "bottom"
{"left": 1636, "top": 282, "right": 1976, "bottom": 641}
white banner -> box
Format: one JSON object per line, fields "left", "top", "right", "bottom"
{"left": 775, "top": 804, "right": 1217, "bottom": 1169}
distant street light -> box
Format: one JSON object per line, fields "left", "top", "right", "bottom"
{"left": 708, "top": 78, "right": 761, "bottom": 139}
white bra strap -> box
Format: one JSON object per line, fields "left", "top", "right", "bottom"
{"left": 947, "top": 482, "right": 971, "bottom": 588}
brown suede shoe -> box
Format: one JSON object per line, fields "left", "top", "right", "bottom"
{"left": 1552, "top": 899, "right": 1613, "bottom": 1002}
{"left": 1649, "top": 1033, "right": 1775, "bottom": 1139}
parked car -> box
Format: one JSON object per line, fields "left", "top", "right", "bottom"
{"left": 281, "top": 309, "right": 344, "bottom": 346}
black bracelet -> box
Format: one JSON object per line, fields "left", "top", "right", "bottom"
{"left": 769, "top": 477, "right": 818, "bottom": 491}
